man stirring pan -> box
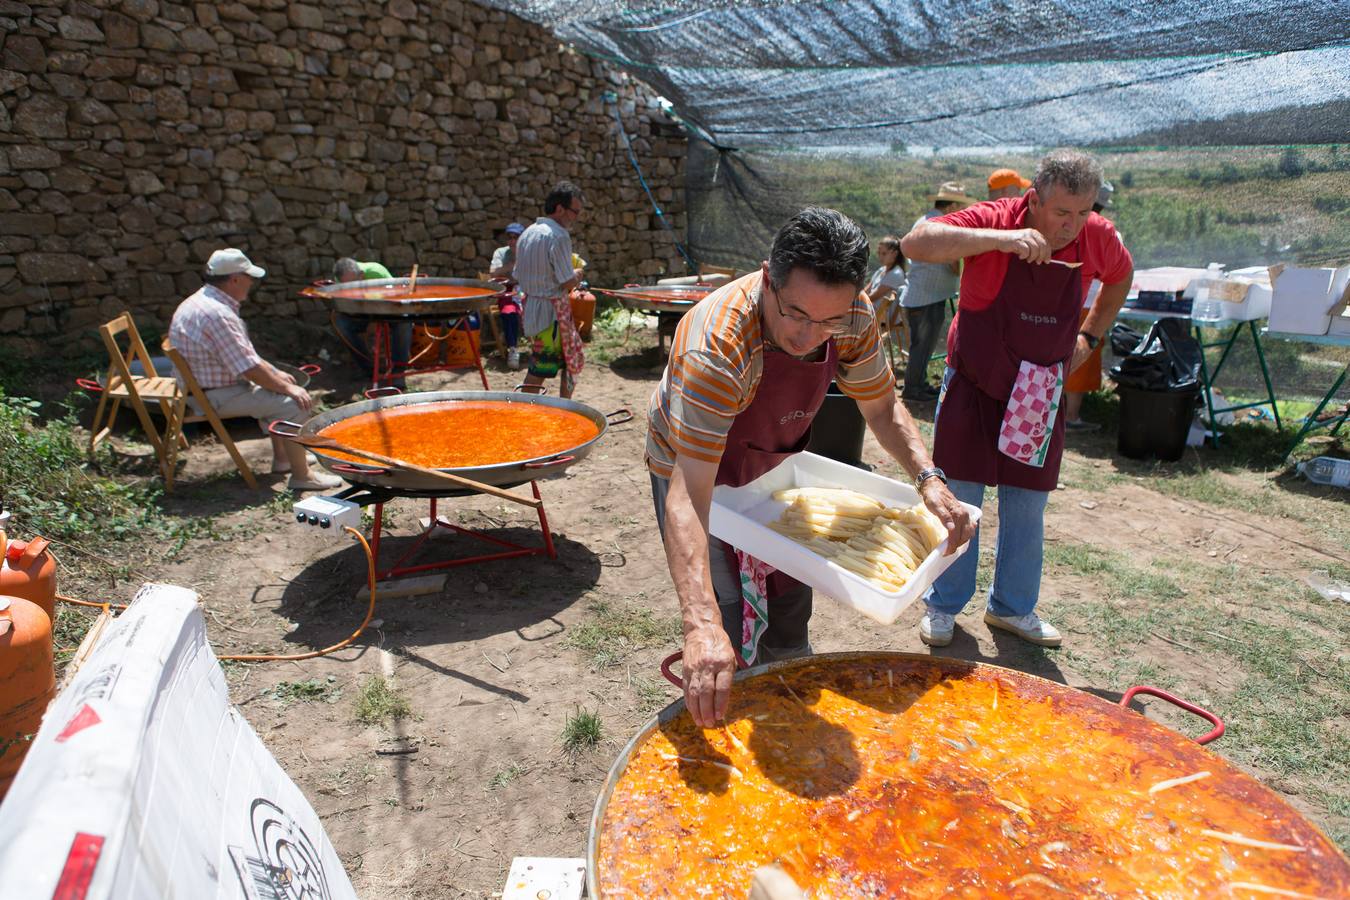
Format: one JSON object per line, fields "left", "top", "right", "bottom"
{"left": 646, "top": 208, "right": 976, "bottom": 727}
{"left": 902, "top": 149, "right": 1133, "bottom": 649}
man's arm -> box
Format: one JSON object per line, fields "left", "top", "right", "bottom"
{"left": 855, "top": 392, "right": 976, "bottom": 553}
{"left": 903, "top": 220, "right": 1052, "bottom": 266}
{"left": 1070, "top": 268, "right": 1132, "bottom": 373}
{"left": 663, "top": 455, "right": 736, "bottom": 727}
{"left": 242, "top": 363, "right": 313, "bottom": 413}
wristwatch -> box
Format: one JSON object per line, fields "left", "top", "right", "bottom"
{"left": 915, "top": 466, "right": 947, "bottom": 488}
{"left": 1078, "top": 331, "right": 1101, "bottom": 350}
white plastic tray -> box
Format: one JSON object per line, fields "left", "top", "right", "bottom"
{"left": 709, "top": 452, "right": 981, "bottom": 625}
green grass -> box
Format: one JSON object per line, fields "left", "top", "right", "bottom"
{"left": 629, "top": 674, "right": 673, "bottom": 716}
{"left": 1042, "top": 541, "right": 1350, "bottom": 850}
{"left": 565, "top": 597, "right": 682, "bottom": 670}
{"left": 488, "top": 761, "right": 530, "bottom": 789}
{"left": 270, "top": 678, "right": 340, "bottom": 706}
{"left": 561, "top": 707, "right": 604, "bottom": 755}
{"left": 353, "top": 675, "right": 412, "bottom": 727}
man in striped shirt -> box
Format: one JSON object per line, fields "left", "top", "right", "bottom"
{"left": 646, "top": 208, "right": 975, "bottom": 727}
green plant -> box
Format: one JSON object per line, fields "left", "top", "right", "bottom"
{"left": 565, "top": 598, "right": 681, "bottom": 670}
{"left": 270, "top": 678, "right": 339, "bottom": 705}
{"left": 489, "top": 761, "right": 529, "bottom": 789}
{"left": 561, "top": 707, "right": 603, "bottom": 754}
{"left": 353, "top": 675, "right": 411, "bottom": 726}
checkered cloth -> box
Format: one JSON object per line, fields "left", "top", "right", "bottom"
{"left": 168, "top": 285, "right": 263, "bottom": 389}
{"left": 998, "top": 360, "right": 1064, "bottom": 468}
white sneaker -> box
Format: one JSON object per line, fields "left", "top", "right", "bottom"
{"left": 507, "top": 348, "right": 521, "bottom": 370}
{"left": 984, "top": 610, "right": 1063, "bottom": 647}
{"left": 288, "top": 470, "right": 345, "bottom": 492}
{"left": 920, "top": 610, "right": 956, "bottom": 647}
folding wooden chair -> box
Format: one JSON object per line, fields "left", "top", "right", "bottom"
{"left": 161, "top": 341, "right": 259, "bottom": 490}
{"left": 874, "top": 294, "right": 910, "bottom": 376}
{"left": 88, "top": 313, "right": 190, "bottom": 490}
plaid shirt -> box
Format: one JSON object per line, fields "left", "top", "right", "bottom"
{"left": 168, "top": 285, "right": 263, "bottom": 389}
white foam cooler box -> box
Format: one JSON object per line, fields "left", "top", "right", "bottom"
{"left": 709, "top": 452, "right": 981, "bottom": 625}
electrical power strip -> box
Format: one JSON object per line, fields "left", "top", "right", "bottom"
{"left": 292, "top": 495, "right": 363, "bottom": 534}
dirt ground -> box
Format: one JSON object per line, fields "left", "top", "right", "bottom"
{"left": 101, "top": 321, "right": 1347, "bottom": 897}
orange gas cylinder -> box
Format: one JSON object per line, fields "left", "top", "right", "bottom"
{"left": 570, "top": 289, "right": 597, "bottom": 341}
{"left": 0, "top": 536, "right": 57, "bottom": 621}
{"left": 0, "top": 594, "right": 56, "bottom": 800}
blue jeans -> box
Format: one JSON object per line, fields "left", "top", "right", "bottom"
{"left": 927, "top": 367, "right": 1050, "bottom": 617}
{"left": 926, "top": 479, "right": 1049, "bottom": 618}
{"left": 501, "top": 311, "right": 520, "bottom": 349}
{"left": 335, "top": 314, "right": 411, "bottom": 376}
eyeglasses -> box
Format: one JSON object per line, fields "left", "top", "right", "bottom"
{"left": 566, "top": 204, "right": 583, "bottom": 216}
{"left": 767, "top": 280, "right": 851, "bottom": 336}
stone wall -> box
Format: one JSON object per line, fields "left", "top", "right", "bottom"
{"left": 0, "top": 0, "right": 688, "bottom": 355}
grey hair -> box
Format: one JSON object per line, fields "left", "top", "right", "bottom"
{"left": 1033, "top": 149, "right": 1103, "bottom": 199}
{"left": 333, "top": 257, "right": 362, "bottom": 280}
{"left": 768, "top": 207, "right": 870, "bottom": 291}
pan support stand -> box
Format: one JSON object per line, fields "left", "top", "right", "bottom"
{"left": 368, "top": 316, "right": 491, "bottom": 392}
{"left": 336, "top": 481, "right": 556, "bottom": 581}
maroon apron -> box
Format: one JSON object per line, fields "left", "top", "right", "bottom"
{"left": 933, "top": 249, "right": 1083, "bottom": 491}
{"left": 716, "top": 339, "right": 839, "bottom": 596}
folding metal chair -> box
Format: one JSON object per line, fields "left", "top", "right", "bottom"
{"left": 88, "top": 313, "right": 190, "bottom": 490}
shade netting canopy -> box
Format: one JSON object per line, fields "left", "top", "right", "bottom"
{"left": 487, "top": 0, "right": 1350, "bottom": 149}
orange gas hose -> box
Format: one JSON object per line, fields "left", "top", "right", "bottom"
{"left": 55, "top": 527, "right": 379, "bottom": 664}
{"left": 219, "top": 526, "right": 377, "bottom": 662}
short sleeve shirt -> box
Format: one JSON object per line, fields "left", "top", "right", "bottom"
{"left": 645, "top": 271, "right": 894, "bottom": 478}
{"left": 168, "top": 285, "right": 264, "bottom": 390}
{"left": 937, "top": 197, "right": 1133, "bottom": 312}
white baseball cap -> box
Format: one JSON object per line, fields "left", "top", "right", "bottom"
{"left": 205, "top": 248, "right": 266, "bottom": 278}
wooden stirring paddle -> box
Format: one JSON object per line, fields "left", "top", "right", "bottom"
{"left": 286, "top": 432, "right": 543, "bottom": 510}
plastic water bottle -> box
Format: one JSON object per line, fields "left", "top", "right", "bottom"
{"left": 1298, "top": 456, "right": 1350, "bottom": 488}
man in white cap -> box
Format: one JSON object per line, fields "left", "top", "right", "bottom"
{"left": 169, "top": 248, "right": 342, "bottom": 491}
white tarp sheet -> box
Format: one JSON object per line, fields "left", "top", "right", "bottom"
{"left": 0, "top": 583, "right": 356, "bottom": 900}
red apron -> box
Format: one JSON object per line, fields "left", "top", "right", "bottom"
{"left": 717, "top": 339, "right": 839, "bottom": 597}
{"left": 933, "top": 250, "right": 1083, "bottom": 491}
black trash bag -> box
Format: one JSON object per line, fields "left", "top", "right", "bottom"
{"left": 1109, "top": 323, "right": 1144, "bottom": 357}
{"left": 1108, "top": 317, "right": 1202, "bottom": 393}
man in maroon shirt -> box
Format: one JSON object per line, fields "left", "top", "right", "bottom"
{"left": 902, "top": 149, "right": 1133, "bottom": 649}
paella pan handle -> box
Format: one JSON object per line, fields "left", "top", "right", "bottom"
{"left": 331, "top": 462, "right": 388, "bottom": 476}
{"left": 365, "top": 386, "right": 403, "bottom": 399}
{"left": 513, "top": 382, "right": 547, "bottom": 395}
{"left": 659, "top": 650, "right": 750, "bottom": 689}
{"left": 268, "top": 419, "right": 305, "bottom": 439}
{"left": 606, "top": 408, "right": 634, "bottom": 425}
{"left": 75, "top": 377, "right": 103, "bottom": 393}
{"left": 1120, "top": 685, "right": 1225, "bottom": 745}
{"left": 524, "top": 455, "right": 574, "bottom": 470}
{"left": 299, "top": 364, "right": 322, "bottom": 376}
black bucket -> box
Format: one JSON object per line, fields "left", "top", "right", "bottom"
{"left": 1116, "top": 385, "right": 1200, "bottom": 462}
{"left": 806, "top": 382, "right": 866, "bottom": 468}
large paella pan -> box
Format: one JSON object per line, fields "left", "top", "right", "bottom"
{"left": 285, "top": 390, "right": 629, "bottom": 491}
{"left": 590, "top": 651, "right": 1349, "bottom": 898}
{"left": 593, "top": 283, "right": 715, "bottom": 315}
{"left": 299, "top": 276, "right": 500, "bottom": 318}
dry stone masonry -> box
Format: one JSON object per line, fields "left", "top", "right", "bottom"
{"left": 0, "top": 0, "right": 688, "bottom": 355}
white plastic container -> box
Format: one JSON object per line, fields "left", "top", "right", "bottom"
{"left": 709, "top": 452, "right": 982, "bottom": 625}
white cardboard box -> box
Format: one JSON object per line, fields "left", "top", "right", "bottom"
{"left": 0, "top": 583, "right": 357, "bottom": 899}
{"left": 1192, "top": 275, "right": 1273, "bottom": 321}
{"left": 709, "top": 453, "right": 981, "bottom": 625}
{"left": 1267, "top": 264, "right": 1350, "bottom": 335}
